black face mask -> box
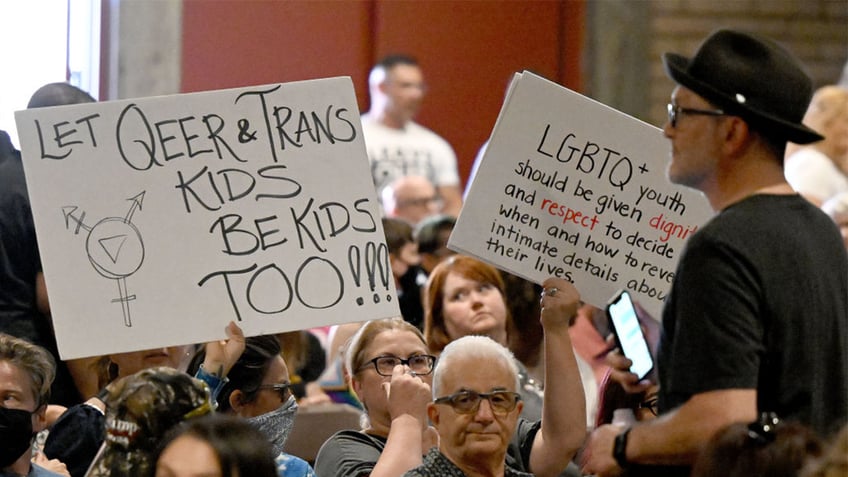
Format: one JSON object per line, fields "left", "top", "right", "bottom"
{"left": 0, "top": 407, "right": 34, "bottom": 468}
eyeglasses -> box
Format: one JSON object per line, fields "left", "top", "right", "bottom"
{"left": 747, "top": 412, "right": 780, "bottom": 445}
{"left": 255, "top": 383, "right": 292, "bottom": 401}
{"left": 398, "top": 196, "right": 442, "bottom": 209}
{"left": 358, "top": 354, "right": 437, "bottom": 377}
{"left": 667, "top": 103, "right": 726, "bottom": 128}
{"left": 434, "top": 390, "right": 522, "bottom": 415}
{"left": 638, "top": 396, "right": 659, "bottom": 416}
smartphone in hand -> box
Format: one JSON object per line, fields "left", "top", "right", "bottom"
{"left": 606, "top": 290, "right": 654, "bottom": 380}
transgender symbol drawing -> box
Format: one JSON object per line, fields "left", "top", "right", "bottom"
{"left": 62, "top": 191, "right": 146, "bottom": 327}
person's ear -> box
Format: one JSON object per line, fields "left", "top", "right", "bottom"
{"left": 427, "top": 402, "right": 440, "bottom": 426}
{"left": 515, "top": 400, "right": 524, "bottom": 416}
{"left": 377, "top": 79, "right": 391, "bottom": 96}
{"left": 721, "top": 116, "right": 751, "bottom": 157}
{"left": 350, "top": 376, "right": 363, "bottom": 401}
{"left": 32, "top": 404, "right": 48, "bottom": 433}
{"left": 228, "top": 390, "right": 247, "bottom": 415}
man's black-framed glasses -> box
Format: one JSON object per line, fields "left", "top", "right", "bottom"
{"left": 358, "top": 354, "right": 437, "bottom": 376}
{"left": 434, "top": 390, "right": 522, "bottom": 415}
{"left": 255, "top": 383, "right": 292, "bottom": 401}
{"left": 667, "top": 103, "right": 726, "bottom": 128}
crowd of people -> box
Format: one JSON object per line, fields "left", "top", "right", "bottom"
{"left": 2, "top": 28, "right": 847, "bottom": 477}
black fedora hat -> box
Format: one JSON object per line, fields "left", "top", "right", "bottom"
{"left": 663, "top": 29, "right": 823, "bottom": 144}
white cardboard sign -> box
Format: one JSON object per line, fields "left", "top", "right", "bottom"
{"left": 451, "top": 72, "right": 714, "bottom": 317}
{"left": 15, "top": 78, "right": 399, "bottom": 359}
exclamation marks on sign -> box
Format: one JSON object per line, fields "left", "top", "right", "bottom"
{"left": 348, "top": 242, "right": 392, "bottom": 306}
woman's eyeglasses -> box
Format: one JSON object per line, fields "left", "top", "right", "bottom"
{"left": 255, "top": 383, "right": 291, "bottom": 401}
{"left": 358, "top": 354, "right": 437, "bottom": 376}
{"left": 434, "top": 390, "right": 522, "bottom": 415}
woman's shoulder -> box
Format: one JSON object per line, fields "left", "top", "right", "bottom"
{"left": 324, "top": 429, "right": 385, "bottom": 444}
{"left": 314, "top": 430, "right": 384, "bottom": 477}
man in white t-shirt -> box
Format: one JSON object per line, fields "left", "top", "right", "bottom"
{"left": 361, "top": 54, "right": 462, "bottom": 217}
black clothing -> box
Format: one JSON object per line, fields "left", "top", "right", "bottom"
{"left": 643, "top": 194, "right": 848, "bottom": 477}
{"left": 0, "top": 130, "right": 79, "bottom": 406}
{"left": 398, "top": 266, "right": 426, "bottom": 330}
{"left": 659, "top": 195, "right": 848, "bottom": 435}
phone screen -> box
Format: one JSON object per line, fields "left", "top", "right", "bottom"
{"left": 607, "top": 290, "right": 654, "bottom": 380}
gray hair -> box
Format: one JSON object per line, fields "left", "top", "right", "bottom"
{"left": 432, "top": 335, "right": 520, "bottom": 397}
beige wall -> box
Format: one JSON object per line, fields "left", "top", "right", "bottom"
{"left": 586, "top": 0, "right": 848, "bottom": 128}
{"left": 104, "top": 0, "right": 182, "bottom": 100}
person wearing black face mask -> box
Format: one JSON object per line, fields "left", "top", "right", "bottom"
{"left": 0, "top": 406, "right": 35, "bottom": 470}
{"left": 0, "top": 333, "right": 68, "bottom": 476}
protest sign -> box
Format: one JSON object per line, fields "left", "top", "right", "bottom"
{"left": 451, "top": 72, "right": 714, "bottom": 317}
{"left": 15, "top": 78, "right": 399, "bottom": 359}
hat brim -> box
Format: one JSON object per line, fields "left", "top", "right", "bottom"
{"left": 663, "top": 53, "right": 823, "bottom": 144}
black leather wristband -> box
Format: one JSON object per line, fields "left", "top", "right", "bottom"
{"left": 613, "top": 427, "right": 631, "bottom": 468}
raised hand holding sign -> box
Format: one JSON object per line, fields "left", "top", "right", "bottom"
{"left": 451, "top": 72, "right": 713, "bottom": 317}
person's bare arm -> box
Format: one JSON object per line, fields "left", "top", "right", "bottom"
{"left": 581, "top": 388, "right": 756, "bottom": 475}
{"left": 44, "top": 404, "right": 68, "bottom": 427}
{"left": 65, "top": 356, "right": 102, "bottom": 400}
{"left": 35, "top": 272, "right": 50, "bottom": 315}
{"left": 529, "top": 278, "right": 587, "bottom": 477}
{"left": 369, "top": 366, "right": 434, "bottom": 477}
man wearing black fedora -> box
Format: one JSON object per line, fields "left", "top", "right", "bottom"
{"left": 582, "top": 29, "right": 848, "bottom": 476}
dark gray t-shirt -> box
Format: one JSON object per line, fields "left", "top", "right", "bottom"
{"left": 642, "top": 194, "right": 848, "bottom": 477}
{"left": 660, "top": 194, "right": 848, "bottom": 434}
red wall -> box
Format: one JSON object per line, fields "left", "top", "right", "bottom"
{"left": 181, "top": 0, "right": 585, "bottom": 187}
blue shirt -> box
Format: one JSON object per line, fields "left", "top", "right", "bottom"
{"left": 275, "top": 453, "right": 316, "bottom": 477}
